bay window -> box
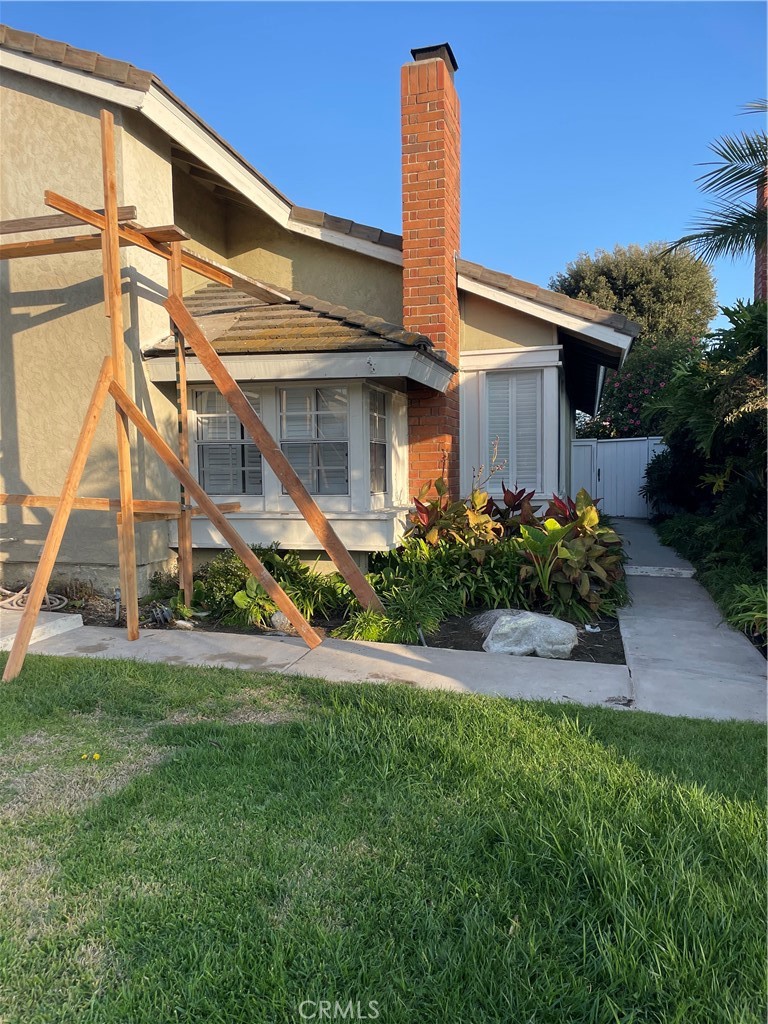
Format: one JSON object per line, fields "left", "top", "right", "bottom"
{"left": 368, "top": 388, "right": 388, "bottom": 494}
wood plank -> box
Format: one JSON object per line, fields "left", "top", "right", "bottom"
{"left": 0, "top": 206, "right": 137, "bottom": 235}
{"left": 101, "top": 110, "right": 140, "bottom": 643}
{"left": 44, "top": 191, "right": 233, "bottom": 287}
{"left": 0, "top": 233, "right": 132, "bottom": 260}
{"left": 133, "top": 225, "right": 190, "bottom": 243}
{"left": 108, "top": 379, "right": 322, "bottom": 649}
{"left": 165, "top": 294, "right": 385, "bottom": 615}
{"left": 2, "top": 359, "right": 113, "bottom": 682}
{"left": 0, "top": 495, "right": 241, "bottom": 515}
{"left": 169, "top": 241, "right": 194, "bottom": 606}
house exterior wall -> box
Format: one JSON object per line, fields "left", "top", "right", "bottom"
{"left": 172, "top": 167, "right": 230, "bottom": 295}
{"left": 460, "top": 292, "right": 556, "bottom": 350}
{"left": 0, "top": 71, "right": 178, "bottom": 590}
{"left": 227, "top": 205, "right": 403, "bottom": 323}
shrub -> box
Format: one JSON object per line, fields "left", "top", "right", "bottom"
{"left": 726, "top": 583, "right": 767, "bottom": 644}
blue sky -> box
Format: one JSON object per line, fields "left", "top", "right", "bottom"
{"left": 4, "top": 2, "right": 766, "bottom": 322}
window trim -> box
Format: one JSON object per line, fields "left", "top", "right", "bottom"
{"left": 484, "top": 369, "right": 543, "bottom": 495}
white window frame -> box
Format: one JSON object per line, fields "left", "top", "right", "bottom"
{"left": 366, "top": 385, "right": 391, "bottom": 510}
{"left": 187, "top": 380, "right": 406, "bottom": 516}
{"left": 484, "top": 369, "right": 543, "bottom": 495}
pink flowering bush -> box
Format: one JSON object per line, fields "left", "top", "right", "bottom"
{"left": 576, "top": 335, "right": 705, "bottom": 439}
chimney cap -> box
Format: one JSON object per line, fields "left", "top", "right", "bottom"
{"left": 410, "top": 43, "right": 458, "bottom": 75}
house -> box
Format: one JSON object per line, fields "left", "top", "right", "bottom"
{"left": 0, "top": 27, "right": 640, "bottom": 591}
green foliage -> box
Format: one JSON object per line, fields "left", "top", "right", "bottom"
{"left": 170, "top": 581, "right": 209, "bottom": 621}
{"left": 147, "top": 567, "right": 180, "bottom": 601}
{"left": 667, "top": 100, "right": 767, "bottom": 264}
{"left": 549, "top": 242, "right": 717, "bottom": 340}
{"left": 642, "top": 302, "right": 767, "bottom": 575}
{"left": 197, "top": 548, "right": 255, "bottom": 618}
{"left": 578, "top": 334, "right": 705, "bottom": 439}
{"left": 726, "top": 583, "right": 767, "bottom": 643}
{"left": 405, "top": 476, "right": 501, "bottom": 547}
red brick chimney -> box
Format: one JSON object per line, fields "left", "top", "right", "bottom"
{"left": 401, "top": 44, "right": 461, "bottom": 498}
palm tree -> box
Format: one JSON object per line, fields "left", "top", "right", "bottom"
{"left": 667, "top": 100, "right": 767, "bottom": 299}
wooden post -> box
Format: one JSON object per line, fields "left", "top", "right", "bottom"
{"left": 168, "top": 242, "right": 194, "bottom": 605}
{"left": 101, "top": 110, "right": 139, "bottom": 641}
{"left": 108, "top": 379, "right": 322, "bottom": 649}
{"left": 164, "top": 295, "right": 385, "bottom": 615}
{"left": 2, "top": 359, "right": 114, "bottom": 682}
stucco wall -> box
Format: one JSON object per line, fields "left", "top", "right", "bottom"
{"left": 172, "top": 167, "right": 230, "bottom": 295}
{"left": 0, "top": 71, "right": 178, "bottom": 591}
{"left": 227, "top": 206, "right": 403, "bottom": 322}
{"left": 460, "top": 292, "right": 556, "bottom": 350}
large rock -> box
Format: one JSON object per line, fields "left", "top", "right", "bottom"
{"left": 482, "top": 610, "right": 578, "bottom": 659}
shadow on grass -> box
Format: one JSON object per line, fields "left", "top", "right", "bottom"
{"left": 5, "top": 682, "right": 765, "bottom": 1024}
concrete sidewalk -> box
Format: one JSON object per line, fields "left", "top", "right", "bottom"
{"left": 617, "top": 519, "right": 766, "bottom": 721}
{"left": 25, "top": 624, "right": 634, "bottom": 711}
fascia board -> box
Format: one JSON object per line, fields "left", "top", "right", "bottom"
{"left": 0, "top": 49, "right": 146, "bottom": 109}
{"left": 146, "top": 350, "right": 453, "bottom": 392}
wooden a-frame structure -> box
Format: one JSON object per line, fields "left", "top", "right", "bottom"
{"left": 0, "top": 109, "right": 383, "bottom": 682}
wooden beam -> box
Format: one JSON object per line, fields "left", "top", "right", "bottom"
{"left": 44, "top": 190, "right": 232, "bottom": 287}
{"left": 177, "top": 251, "right": 290, "bottom": 304}
{"left": 0, "top": 206, "right": 137, "bottom": 235}
{"left": 169, "top": 241, "right": 194, "bottom": 606}
{"left": 131, "top": 225, "right": 191, "bottom": 244}
{"left": 0, "top": 495, "right": 241, "bottom": 515}
{"left": 0, "top": 232, "right": 132, "bottom": 260}
{"left": 165, "top": 294, "right": 385, "bottom": 615}
{"left": 121, "top": 502, "right": 241, "bottom": 523}
{"left": 2, "top": 358, "right": 113, "bottom": 682}
{"left": 108, "top": 379, "right": 322, "bottom": 649}
{"left": 101, "top": 110, "right": 140, "bottom": 642}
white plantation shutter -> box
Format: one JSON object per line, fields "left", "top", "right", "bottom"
{"left": 486, "top": 371, "right": 541, "bottom": 491}
{"left": 193, "top": 388, "right": 263, "bottom": 494}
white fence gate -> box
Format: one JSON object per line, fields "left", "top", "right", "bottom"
{"left": 571, "top": 437, "right": 665, "bottom": 518}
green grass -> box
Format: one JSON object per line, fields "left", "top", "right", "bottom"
{"left": 0, "top": 654, "right": 765, "bottom": 1024}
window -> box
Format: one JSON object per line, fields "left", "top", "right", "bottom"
{"left": 194, "top": 388, "right": 262, "bottom": 494}
{"left": 279, "top": 386, "right": 349, "bottom": 495}
{"left": 369, "top": 389, "right": 388, "bottom": 494}
{"left": 486, "top": 370, "right": 541, "bottom": 492}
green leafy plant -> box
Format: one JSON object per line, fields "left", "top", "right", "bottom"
{"left": 169, "top": 581, "right": 210, "bottom": 621}
{"left": 726, "top": 583, "right": 767, "bottom": 642}
{"left": 405, "top": 477, "right": 501, "bottom": 548}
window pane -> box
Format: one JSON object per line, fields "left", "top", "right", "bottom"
{"left": 281, "top": 388, "right": 314, "bottom": 439}
{"left": 199, "top": 444, "right": 240, "bottom": 492}
{"left": 244, "top": 444, "right": 263, "bottom": 495}
{"left": 281, "top": 442, "right": 314, "bottom": 490}
{"left": 317, "top": 442, "right": 348, "bottom": 494}
{"left": 370, "top": 442, "right": 387, "bottom": 493}
{"left": 369, "top": 390, "right": 387, "bottom": 442}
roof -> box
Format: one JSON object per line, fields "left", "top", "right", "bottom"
{"left": 1, "top": 23, "right": 640, "bottom": 345}
{"left": 146, "top": 283, "right": 453, "bottom": 366}
{"left": 457, "top": 259, "right": 642, "bottom": 337}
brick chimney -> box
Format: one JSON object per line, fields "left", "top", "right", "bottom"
{"left": 401, "top": 43, "right": 461, "bottom": 498}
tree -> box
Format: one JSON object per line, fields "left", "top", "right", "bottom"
{"left": 666, "top": 101, "right": 767, "bottom": 299}
{"left": 577, "top": 334, "right": 705, "bottom": 439}
{"left": 549, "top": 242, "right": 717, "bottom": 340}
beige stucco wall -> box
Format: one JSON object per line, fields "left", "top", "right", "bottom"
{"left": 172, "top": 167, "right": 230, "bottom": 295}
{"left": 460, "top": 292, "right": 556, "bottom": 351}
{"left": 227, "top": 206, "right": 403, "bottom": 322}
{"left": 0, "top": 71, "right": 178, "bottom": 590}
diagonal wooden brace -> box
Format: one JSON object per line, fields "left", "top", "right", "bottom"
{"left": 2, "top": 358, "right": 114, "bottom": 682}
{"left": 108, "top": 378, "right": 322, "bottom": 649}
{"left": 164, "top": 294, "right": 385, "bottom": 615}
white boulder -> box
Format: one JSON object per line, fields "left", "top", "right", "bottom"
{"left": 482, "top": 610, "right": 577, "bottom": 659}
{"left": 271, "top": 611, "right": 298, "bottom": 634}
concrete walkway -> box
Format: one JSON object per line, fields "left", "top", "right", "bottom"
{"left": 25, "top": 624, "right": 633, "bottom": 711}
{"left": 8, "top": 520, "right": 765, "bottom": 722}
{"left": 616, "top": 519, "right": 766, "bottom": 721}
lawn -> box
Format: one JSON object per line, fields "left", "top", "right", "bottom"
{"left": 0, "top": 654, "right": 765, "bottom": 1024}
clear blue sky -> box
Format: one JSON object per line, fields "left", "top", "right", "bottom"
{"left": 4, "top": 2, "right": 766, "bottom": 322}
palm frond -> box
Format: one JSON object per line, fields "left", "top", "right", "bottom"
{"left": 666, "top": 200, "right": 766, "bottom": 263}
{"left": 739, "top": 99, "right": 768, "bottom": 115}
{"left": 696, "top": 131, "right": 768, "bottom": 199}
